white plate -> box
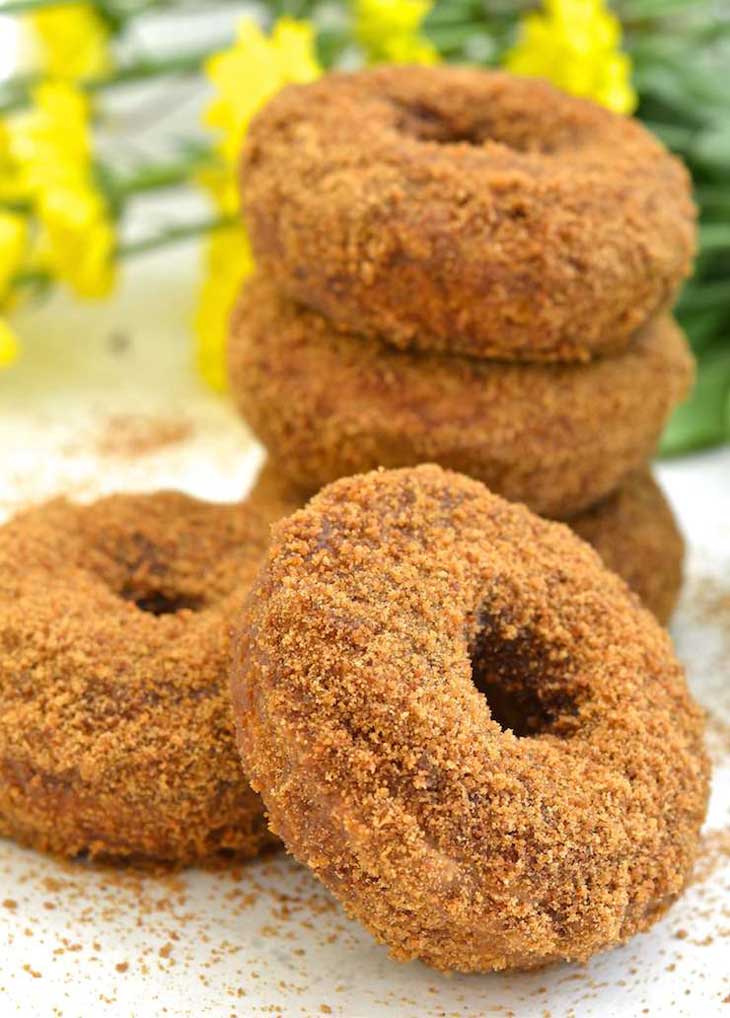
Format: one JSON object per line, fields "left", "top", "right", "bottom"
{"left": 0, "top": 249, "right": 728, "bottom": 1017}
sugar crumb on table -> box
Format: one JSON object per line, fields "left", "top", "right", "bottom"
{"left": 95, "top": 414, "right": 193, "bottom": 458}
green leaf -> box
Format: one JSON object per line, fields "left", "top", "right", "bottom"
{"left": 620, "top": 0, "right": 717, "bottom": 17}
{"left": 699, "top": 223, "right": 730, "bottom": 253}
{"left": 678, "top": 306, "right": 730, "bottom": 356}
{"left": 639, "top": 119, "right": 697, "bottom": 149}
{"left": 677, "top": 280, "right": 730, "bottom": 313}
{"left": 660, "top": 345, "right": 730, "bottom": 456}
{"left": 693, "top": 124, "right": 730, "bottom": 173}
{"left": 696, "top": 185, "right": 730, "bottom": 216}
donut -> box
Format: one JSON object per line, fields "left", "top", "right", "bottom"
{"left": 231, "top": 465, "right": 708, "bottom": 972}
{"left": 241, "top": 66, "right": 696, "bottom": 361}
{"left": 0, "top": 491, "right": 277, "bottom": 864}
{"left": 248, "top": 462, "right": 684, "bottom": 625}
{"left": 228, "top": 274, "right": 694, "bottom": 519}
{"left": 247, "top": 460, "right": 304, "bottom": 522}
{"left": 570, "top": 470, "right": 684, "bottom": 625}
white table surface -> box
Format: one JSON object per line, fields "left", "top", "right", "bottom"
{"left": 0, "top": 246, "right": 728, "bottom": 1018}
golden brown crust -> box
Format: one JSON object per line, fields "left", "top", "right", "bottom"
{"left": 228, "top": 275, "right": 694, "bottom": 518}
{"left": 248, "top": 463, "right": 684, "bottom": 625}
{"left": 231, "top": 465, "right": 708, "bottom": 972}
{"left": 241, "top": 66, "right": 696, "bottom": 361}
{"left": 570, "top": 470, "right": 684, "bottom": 625}
{"left": 0, "top": 492, "right": 278, "bottom": 865}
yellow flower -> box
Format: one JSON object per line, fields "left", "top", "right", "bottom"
{"left": 0, "top": 211, "right": 26, "bottom": 368}
{"left": 197, "top": 165, "right": 239, "bottom": 219}
{"left": 0, "top": 319, "right": 19, "bottom": 368}
{"left": 195, "top": 223, "right": 254, "bottom": 392}
{"left": 0, "top": 211, "right": 26, "bottom": 297}
{"left": 204, "top": 18, "right": 320, "bottom": 167}
{"left": 354, "top": 0, "right": 439, "bottom": 65}
{"left": 197, "top": 18, "right": 321, "bottom": 390}
{"left": 30, "top": 3, "right": 111, "bottom": 80}
{"left": 505, "top": 0, "right": 636, "bottom": 115}
{"left": 9, "top": 81, "right": 116, "bottom": 298}
{"left": 11, "top": 81, "right": 89, "bottom": 194}
{"left": 0, "top": 123, "right": 27, "bottom": 205}
{"left": 38, "top": 186, "right": 116, "bottom": 298}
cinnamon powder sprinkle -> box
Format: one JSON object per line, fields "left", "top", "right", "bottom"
{"left": 95, "top": 415, "right": 193, "bottom": 459}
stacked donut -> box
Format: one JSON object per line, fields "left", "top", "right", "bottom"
{"left": 229, "top": 65, "right": 697, "bottom": 623}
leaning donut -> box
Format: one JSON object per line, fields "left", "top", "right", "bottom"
{"left": 232, "top": 465, "right": 708, "bottom": 972}
{"left": 0, "top": 492, "right": 276, "bottom": 864}
{"left": 248, "top": 462, "right": 684, "bottom": 625}
{"left": 228, "top": 274, "right": 693, "bottom": 518}
{"left": 241, "top": 66, "right": 696, "bottom": 361}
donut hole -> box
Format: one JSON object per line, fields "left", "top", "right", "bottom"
{"left": 393, "top": 100, "right": 555, "bottom": 153}
{"left": 395, "top": 101, "right": 486, "bottom": 146}
{"left": 121, "top": 586, "right": 205, "bottom": 616}
{"left": 82, "top": 530, "right": 210, "bottom": 616}
{"left": 469, "top": 614, "right": 579, "bottom": 738}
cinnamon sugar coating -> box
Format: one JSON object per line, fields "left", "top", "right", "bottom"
{"left": 570, "top": 469, "right": 684, "bottom": 625}
{"left": 0, "top": 492, "right": 278, "bottom": 865}
{"left": 232, "top": 465, "right": 708, "bottom": 972}
{"left": 241, "top": 66, "right": 696, "bottom": 361}
{"left": 228, "top": 275, "right": 693, "bottom": 518}
{"left": 249, "top": 462, "right": 684, "bottom": 625}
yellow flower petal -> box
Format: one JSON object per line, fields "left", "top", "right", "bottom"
{"left": 9, "top": 81, "right": 116, "bottom": 298}
{"left": 0, "top": 319, "right": 19, "bottom": 368}
{"left": 505, "top": 0, "right": 636, "bottom": 115}
{"left": 197, "top": 166, "right": 240, "bottom": 217}
{"left": 0, "top": 123, "right": 27, "bottom": 204}
{"left": 30, "top": 3, "right": 111, "bottom": 80}
{"left": 197, "top": 18, "right": 322, "bottom": 390}
{"left": 195, "top": 224, "right": 254, "bottom": 392}
{"left": 0, "top": 211, "right": 27, "bottom": 300}
{"left": 354, "top": 0, "right": 439, "bottom": 66}
{"left": 204, "top": 18, "right": 320, "bottom": 166}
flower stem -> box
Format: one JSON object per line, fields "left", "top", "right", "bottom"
{"left": 0, "top": 0, "right": 63, "bottom": 10}
{"left": 4, "top": 151, "right": 215, "bottom": 222}
{"left": 118, "top": 213, "right": 236, "bottom": 257}
{"left": 87, "top": 45, "right": 225, "bottom": 92}
{"left": 0, "top": 43, "right": 228, "bottom": 114}
{"left": 11, "top": 213, "right": 237, "bottom": 293}
{"left": 101, "top": 148, "right": 215, "bottom": 203}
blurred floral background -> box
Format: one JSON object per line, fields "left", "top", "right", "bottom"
{"left": 0, "top": 0, "right": 728, "bottom": 454}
